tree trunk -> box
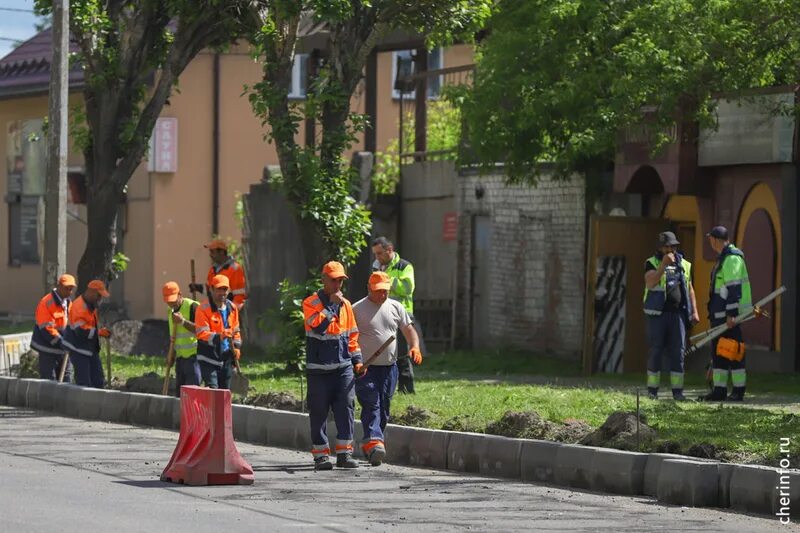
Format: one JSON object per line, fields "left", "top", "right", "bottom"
{"left": 76, "top": 172, "right": 121, "bottom": 292}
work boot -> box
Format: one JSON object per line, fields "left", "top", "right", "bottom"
{"left": 314, "top": 456, "right": 333, "bottom": 471}
{"left": 697, "top": 387, "right": 727, "bottom": 402}
{"left": 647, "top": 388, "right": 658, "bottom": 400}
{"left": 336, "top": 453, "right": 359, "bottom": 469}
{"left": 368, "top": 446, "right": 386, "bottom": 467}
{"left": 672, "top": 390, "right": 687, "bottom": 402}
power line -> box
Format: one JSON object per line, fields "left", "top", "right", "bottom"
{"left": 0, "top": 7, "right": 35, "bottom": 13}
{"left": 0, "top": 36, "right": 22, "bottom": 42}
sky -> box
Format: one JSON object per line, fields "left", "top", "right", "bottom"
{"left": 0, "top": 0, "right": 41, "bottom": 60}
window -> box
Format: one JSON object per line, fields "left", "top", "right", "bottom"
{"left": 392, "top": 48, "right": 443, "bottom": 100}
{"left": 289, "top": 54, "right": 309, "bottom": 99}
{"left": 6, "top": 119, "right": 46, "bottom": 265}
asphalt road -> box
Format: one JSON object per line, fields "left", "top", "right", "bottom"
{"left": 0, "top": 406, "right": 784, "bottom": 532}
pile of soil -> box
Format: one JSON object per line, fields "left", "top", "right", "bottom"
{"left": 110, "top": 319, "right": 170, "bottom": 357}
{"left": 124, "top": 372, "right": 167, "bottom": 395}
{"left": 16, "top": 351, "right": 39, "bottom": 378}
{"left": 687, "top": 443, "right": 718, "bottom": 460}
{"left": 441, "top": 415, "right": 483, "bottom": 433}
{"left": 580, "top": 411, "right": 656, "bottom": 450}
{"left": 486, "top": 411, "right": 554, "bottom": 440}
{"left": 245, "top": 392, "right": 304, "bottom": 412}
{"left": 392, "top": 405, "right": 433, "bottom": 427}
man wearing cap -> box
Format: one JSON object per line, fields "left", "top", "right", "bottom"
{"left": 195, "top": 274, "right": 242, "bottom": 390}
{"left": 353, "top": 271, "right": 422, "bottom": 466}
{"left": 700, "top": 226, "right": 752, "bottom": 402}
{"left": 62, "top": 280, "right": 112, "bottom": 388}
{"left": 643, "top": 231, "right": 699, "bottom": 400}
{"left": 163, "top": 281, "right": 201, "bottom": 395}
{"left": 31, "top": 274, "right": 77, "bottom": 382}
{"left": 302, "top": 261, "right": 363, "bottom": 470}
{"left": 371, "top": 236, "right": 423, "bottom": 394}
{"left": 189, "top": 239, "right": 248, "bottom": 310}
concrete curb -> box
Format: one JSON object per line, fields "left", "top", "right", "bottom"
{"left": 0, "top": 375, "right": 796, "bottom": 519}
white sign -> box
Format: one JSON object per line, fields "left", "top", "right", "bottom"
{"left": 698, "top": 92, "right": 795, "bottom": 167}
{"left": 147, "top": 117, "right": 178, "bottom": 173}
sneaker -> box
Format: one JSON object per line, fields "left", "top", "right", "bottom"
{"left": 336, "top": 453, "right": 359, "bottom": 469}
{"left": 368, "top": 446, "right": 386, "bottom": 467}
{"left": 314, "top": 457, "right": 333, "bottom": 471}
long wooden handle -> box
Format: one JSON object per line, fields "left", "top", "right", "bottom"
{"left": 190, "top": 259, "right": 197, "bottom": 301}
{"left": 362, "top": 335, "right": 396, "bottom": 369}
{"left": 57, "top": 352, "right": 69, "bottom": 383}
{"left": 105, "top": 337, "right": 111, "bottom": 387}
{"left": 162, "top": 336, "right": 176, "bottom": 396}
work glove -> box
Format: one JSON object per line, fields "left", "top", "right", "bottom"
{"left": 221, "top": 328, "right": 234, "bottom": 339}
{"left": 409, "top": 347, "right": 423, "bottom": 365}
{"left": 354, "top": 363, "right": 366, "bottom": 377}
{"left": 233, "top": 348, "right": 241, "bottom": 361}
{"left": 188, "top": 283, "right": 204, "bottom": 294}
{"left": 98, "top": 327, "right": 111, "bottom": 338}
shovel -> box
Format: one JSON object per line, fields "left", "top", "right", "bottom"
{"left": 230, "top": 359, "right": 250, "bottom": 397}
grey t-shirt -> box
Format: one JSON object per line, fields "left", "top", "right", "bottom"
{"left": 353, "top": 296, "right": 412, "bottom": 366}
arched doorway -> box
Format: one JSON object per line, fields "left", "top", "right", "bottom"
{"left": 625, "top": 166, "right": 664, "bottom": 216}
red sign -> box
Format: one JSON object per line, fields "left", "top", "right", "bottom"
{"left": 442, "top": 212, "right": 458, "bottom": 241}
{"left": 152, "top": 117, "right": 178, "bottom": 173}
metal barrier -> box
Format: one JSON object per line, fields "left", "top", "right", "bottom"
{"left": 0, "top": 332, "right": 33, "bottom": 376}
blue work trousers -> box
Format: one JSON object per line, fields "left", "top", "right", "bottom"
{"left": 307, "top": 366, "right": 355, "bottom": 455}
{"left": 199, "top": 358, "right": 233, "bottom": 390}
{"left": 646, "top": 312, "right": 686, "bottom": 394}
{"left": 356, "top": 364, "right": 399, "bottom": 443}
{"left": 39, "top": 352, "right": 71, "bottom": 383}
{"left": 70, "top": 353, "right": 104, "bottom": 389}
{"left": 174, "top": 356, "right": 202, "bottom": 397}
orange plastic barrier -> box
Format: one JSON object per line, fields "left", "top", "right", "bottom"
{"left": 161, "top": 386, "right": 254, "bottom": 485}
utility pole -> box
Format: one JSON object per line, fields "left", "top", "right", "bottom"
{"left": 43, "top": 0, "right": 69, "bottom": 291}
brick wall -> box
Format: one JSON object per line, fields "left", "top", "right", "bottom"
{"left": 457, "top": 171, "right": 586, "bottom": 358}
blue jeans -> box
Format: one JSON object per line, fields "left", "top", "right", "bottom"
{"left": 356, "top": 364, "right": 399, "bottom": 443}
{"left": 39, "top": 352, "right": 71, "bottom": 382}
{"left": 174, "top": 356, "right": 202, "bottom": 397}
{"left": 199, "top": 358, "right": 233, "bottom": 390}
{"left": 70, "top": 353, "right": 104, "bottom": 389}
{"left": 307, "top": 366, "right": 355, "bottom": 455}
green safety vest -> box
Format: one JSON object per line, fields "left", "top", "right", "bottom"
{"left": 168, "top": 298, "right": 198, "bottom": 358}
{"left": 709, "top": 245, "right": 751, "bottom": 321}
{"left": 643, "top": 255, "right": 693, "bottom": 317}
{"left": 375, "top": 253, "right": 415, "bottom": 315}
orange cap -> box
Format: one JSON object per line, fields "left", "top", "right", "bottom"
{"left": 162, "top": 281, "right": 180, "bottom": 303}
{"left": 210, "top": 274, "right": 230, "bottom": 289}
{"left": 87, "top": 280, "right": 110, "bottom": 298}
{"left": 204, "top": 239, "right": 228, "bottom": 251}
{"left": 368, "top": 271, "right": 391, "bottom": 291}
{"left": 57, "top": 274, "right": 77, "bottom": 287}
{"left": 322, "top": 261, "right": 348, "bottom": 280}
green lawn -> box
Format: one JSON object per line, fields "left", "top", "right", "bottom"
{"left": 109, "top": 349, "right": 800, "bottom": 466}
{"left": 0, "top": 321, "right": 34, "bottom": 336}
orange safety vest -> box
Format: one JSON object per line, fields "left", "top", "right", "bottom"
{"left": 31, "top": 289, "right": 70, "bottom": 355}
{"left": 62, "top": 295, "right": 101, "bottom": 357}
{"left": 207, "top": 257, "right": 247, "bottom": 309}
{"left": 302, "top": 290, "right": 362, "bottom": 372}
{"left": 195, "top": 299, "right": 241, "bottom": 366}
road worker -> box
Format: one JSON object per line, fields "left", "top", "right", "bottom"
{"left": 162, "top": 281, "right": 201, "bottom": 396}
{"left": 31, "top": 274, "right": 77, "bottom": 382}
{"left": 195, "top": 274, "right": 241, "bottom": 390}
{"left": 643, "top": 232, "right": 699, "bottom": 401}
{"left": 699, "top": 226, "right": 751, "bottom": 402}
{"left": 353, "top": 271, "right": 422, "bottom": 466}
{"left": 189, "top": 239, "right": 247, "bottom": 310}
{"left": 303, "top": 261, "right": 363, "bottom": 470}
{"left": 371, "top": 236, "right": 424, "bottom": 394}
{"left": 62, "top": 280, "right": 111, "bottom": 388}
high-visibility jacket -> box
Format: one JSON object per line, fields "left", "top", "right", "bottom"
{"left": 372, "top": 253, "right": 415, "bottom": 314}
{"left": 708, "top": 244, "right": 751, "bottom": 322}
{"left": 207, "top": 257, "right": 247, "bottom": 309}
{"left": 62, "top": 296, "right": 101, "bottom": 357}
{"left": 167, "top": 297, "right": 199, "bottom": 359}
{"left": 643, "top": 255, "right": 694, "bottom": 318}
{"left": 195, "top": 299, "right": 241, "bottom": 367}
{"left": 303, "top": 290, "right": 362, "bottom": 373}
{"left": 31, "top": 289, "right": 70, "bottom": 355}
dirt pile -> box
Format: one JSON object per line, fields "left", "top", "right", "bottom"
{"left": 124, "top": 372, "right": 167, "bottom": 395}
{"left": 110, "top": 319, "right": 170, "bottom": 357}
{"left": 550, "top": 418, "right": 594, "bottom": 443}
{"left": 486, "top": 411, "right": 554, "bottom": 439}
{"left": 580, "top": 411, "right": 656, "bottom": 450}
{"left": 245, "top": 392, "right": 304, "bottom": 412}
{"left": 392, "top": 405, "right": 433, "bottom": 427}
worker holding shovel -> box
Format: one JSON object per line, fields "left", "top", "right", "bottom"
{"left": 353, "top": 271, "right": 422, "bottom": 466}
{"left": 161, "top": 281, "right": 201, "bottom": 396}
{"left": 62, "top": 280, "right": 111, "bottom": 389}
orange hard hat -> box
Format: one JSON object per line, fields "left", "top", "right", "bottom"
{"left": 368, "top": 271, "right": 391, "bottom": 291}
{"left": 322, "top": 261, "right": 348, "bottom": 280}
{"left": 162, "top": 281, "right": 180, "bottom": 303}
{"left": 57, "top": 274, "right": 77, "bottom": 287}
{"left": 204, "top": 239, "right": 228, "bottom": 251}
{"left": 87, "top": 279, "right": 110, "bottom": 298}
{"left": 210, "top": 274, "right": 230, "bottom": 289}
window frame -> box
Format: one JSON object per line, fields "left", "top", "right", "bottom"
{"left": 391, "top": 48, "right": 444, "bottom": 100}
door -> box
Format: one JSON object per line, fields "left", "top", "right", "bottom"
{"left": 471, "top": 215, "right": 493, "bottom": 348}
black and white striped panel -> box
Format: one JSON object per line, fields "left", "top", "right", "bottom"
{"left": 593, "top": 256, "right": 627, "bottom": 374}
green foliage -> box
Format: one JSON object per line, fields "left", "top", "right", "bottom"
{"left": 110, "top": 252, "right": 130, "bottom": 278}
{"left": 373, "top": 99, "right": 462, "bottom": 194}
{"left": 460, "top": 0, "right": 800, "bottom": 181}
{"left": 258, "top": 277, "right": 322, "bottom": 372}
